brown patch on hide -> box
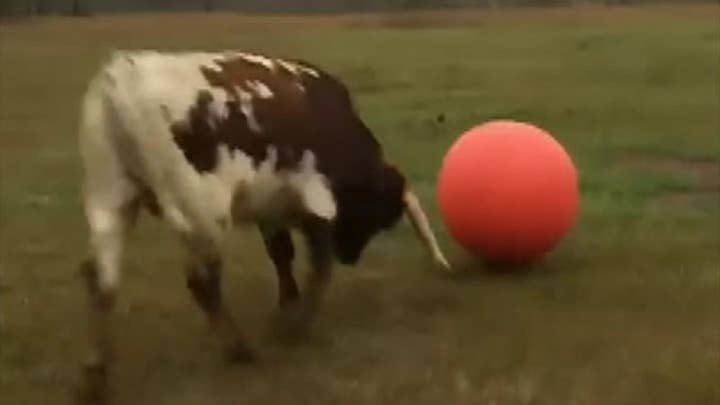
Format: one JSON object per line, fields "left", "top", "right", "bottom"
{"left": 170, "top": 52, "right": 408, "bottom": 264}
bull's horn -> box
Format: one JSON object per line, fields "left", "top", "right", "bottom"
{"left": 403, "top": 188, "right": 452, "bottom": 271}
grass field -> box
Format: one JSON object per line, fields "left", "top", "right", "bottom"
{"left": 1, "top": 5, "right": 719, "bottom": 404}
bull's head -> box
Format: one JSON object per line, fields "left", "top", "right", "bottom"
{"left": 332, "top": 164, "right": 451, "bottom": 271}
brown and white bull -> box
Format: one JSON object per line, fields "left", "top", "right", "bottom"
{"left": 77, "top": 50, "right": 450, "bottom": 401}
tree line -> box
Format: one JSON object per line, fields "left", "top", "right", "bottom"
{"left": 1, "top": 0, "right": 716, "bottom": 17}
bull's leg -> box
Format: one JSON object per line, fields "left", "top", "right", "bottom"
{"left": 183, "top": 239, "right": 255, "bottom": 362}
{"left": 79, "top": 259, "right": 114, "bottom": 404}
{"left": 299, "top": 217, "right": 334, "bottom": 322}
{"left": 79, "top": 197, "right": 138, "bottom": 404}
{"left": 259, "top": 226, "right": 299, "bottom": 308}
{"left": 268, "top": 218, "right": 332, "bottom": 339}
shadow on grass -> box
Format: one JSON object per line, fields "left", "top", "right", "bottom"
{"left": 441, "top": 252, "right": 557, "bottom": 281}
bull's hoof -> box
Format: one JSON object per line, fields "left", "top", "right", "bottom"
{"left": 76, "top": 363, "right": 109, "bottom": 405}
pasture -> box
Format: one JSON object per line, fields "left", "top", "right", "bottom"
{"left": 1, "top": 5, "right": 719, "bottom": 404}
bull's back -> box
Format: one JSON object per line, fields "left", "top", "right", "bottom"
{"left": 79, "top": 50, "right": 384, "bottom": 231}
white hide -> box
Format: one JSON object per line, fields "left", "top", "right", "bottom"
{"left": 245, "top": 80, "right": 275, "bottom": 99}
{"left": 79, "top": 50, "right": 337, "bottom": 289}
{"left": 238, "top": 53, "right": 276, "bottom": 70}
{"left": 233, "top": 86, "right": 263, "bottom": 133}
{"left": 276, "top": 59, "right": 320, "bottom": 78}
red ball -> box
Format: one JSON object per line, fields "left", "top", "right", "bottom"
{"left": 437, "top": 120, "right": 579, "bottom": 264}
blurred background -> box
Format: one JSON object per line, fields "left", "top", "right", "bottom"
{"left": 1, "top": 0, "right": 718, "bottom": 16}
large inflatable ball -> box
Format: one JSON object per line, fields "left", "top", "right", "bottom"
{"left": 437, "top": 120, "right": 579, "bottom": 264}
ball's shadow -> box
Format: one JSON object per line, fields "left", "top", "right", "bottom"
{"left": 439, "top": 252, "right": 552, "bottom": 280}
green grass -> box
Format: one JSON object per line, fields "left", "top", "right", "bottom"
{"left": 1, "top": 6, "right": 719, "bottom": 404}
